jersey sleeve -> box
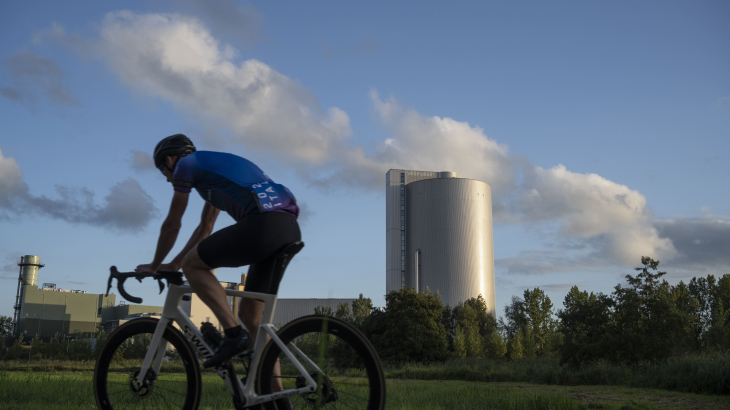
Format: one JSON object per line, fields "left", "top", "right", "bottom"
{"left": 172, "top": 155, "right": 196, "bottom": 193}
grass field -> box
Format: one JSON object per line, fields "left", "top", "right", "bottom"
{"left": 1, "top": 370, "right": 729, "bottom": 410}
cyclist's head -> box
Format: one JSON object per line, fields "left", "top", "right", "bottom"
{"left": 153, "top": 134, "right": 196, "bottom": 175}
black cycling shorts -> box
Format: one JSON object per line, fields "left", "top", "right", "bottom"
{"left": 197, "top": 211, "right": 301, "bottom": 294}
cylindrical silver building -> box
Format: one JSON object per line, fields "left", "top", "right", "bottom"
{"left": 404, "top": 176, "right": 495, "bottom": 312}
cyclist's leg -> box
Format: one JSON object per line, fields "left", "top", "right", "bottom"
{"left": 196, "top": 212, "right": 300, "bottom": 367}
{"left": 182, "top": 246, "right": 239, "bottom": 329}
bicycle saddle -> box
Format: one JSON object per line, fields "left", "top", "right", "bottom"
{"left": 274, "top": 241, "right": 304, "bottom": 270}
{"left": 265, "top": 241, "right": 304, "bottom": 294}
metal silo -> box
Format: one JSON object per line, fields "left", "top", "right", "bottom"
{"left": 405, "top": 176, "right": 496, "bottom": 313}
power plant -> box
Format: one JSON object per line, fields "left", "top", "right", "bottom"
{"left": 386, "top": 169, "right": 496, "bottom": 313}
{"left": 9, "top": 255, "right": 355, "bottom": 340}
{"left": 11, "top": 255, "right": 161, "bottom": 339}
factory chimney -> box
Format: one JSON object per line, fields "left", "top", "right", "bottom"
{"left": 13, "top": 255, "right": 44, "bottom": 336}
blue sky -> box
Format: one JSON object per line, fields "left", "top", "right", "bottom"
{"left": 1, "top": 1, "right": 728, "bottom": 318}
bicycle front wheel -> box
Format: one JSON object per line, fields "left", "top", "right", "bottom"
{"left": 93, "top": 317, "right": 202, "bottom": 410}
{"left": 257, "top": 315, "right": 386, "bottom": 410}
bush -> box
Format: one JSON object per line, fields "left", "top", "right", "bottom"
{"left": 386, "top": 352, "right": 730, "bottom": 395}
{"left": 363, "top": 288, "right": 448, "bottom": 364}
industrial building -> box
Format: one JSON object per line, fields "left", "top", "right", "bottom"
{"left": 12, "top": 255, "right": 162, "bottom": 339}
{"left": 181, "top": 273, "right": 355, "bottom": 329}
{"left": 11, "top": 256, "right": 358, "bottom": 340}
{"left": 386, "top": 169, "right": 496, "bottom": 312}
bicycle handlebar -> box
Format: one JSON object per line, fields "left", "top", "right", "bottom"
{"left": 105, "top": 266, "right": 185, "bottom": 304}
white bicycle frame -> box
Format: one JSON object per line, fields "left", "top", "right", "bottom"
{"left": 134, "top": 282, "right": 320, "bottom": 407}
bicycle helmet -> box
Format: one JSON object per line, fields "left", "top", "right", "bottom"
{"left": 153, "top": 134, "right": 196, "bottom": 174}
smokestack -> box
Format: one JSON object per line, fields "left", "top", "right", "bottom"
{"left": 13, "top": 255, "right": 45, "bottom": 336}
{"left": 20, "top": 255, "right": 42, "bottom": 286}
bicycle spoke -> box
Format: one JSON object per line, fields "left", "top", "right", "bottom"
{"left": 114, "top": 391, "right": 138, "bottom": 409}
{"left": 152, "top": 391, "right": 177, "bottom": 410}
{"left": 95, "top": 319, "right": 201, "bottom": 410}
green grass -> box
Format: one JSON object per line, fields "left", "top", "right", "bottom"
{"left": 385, "top": 353, "right": 730, "bottom": 395}
{"left": 4, "top": 352, "right": 728, "bottom": 396}
{"left": 1, "top": 370, "right": 729, "bottom": 410}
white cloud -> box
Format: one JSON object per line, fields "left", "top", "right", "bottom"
{"left": 367, "top": 92, "right": 516, "bottom": 192}
{"left": 518, "top": 164, "right": 677, "bottom": 265}
{"left": 0, "top": 149, "right": 156, "bottom": 232}
{"left": 93, "top": 11, "right": 351, "bottom": 168}
{"left": 42, "top": 11, "right": 727, "bottom": 271}
{"left": 0, "top": 149, "right": 30, "bottom": 209}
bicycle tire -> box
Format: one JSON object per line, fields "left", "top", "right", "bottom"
{"left": 94, "top": 317, "right": 202, "bottom": 410}
{"left": 257, "top": 315, "right": 386, "bottom": 410}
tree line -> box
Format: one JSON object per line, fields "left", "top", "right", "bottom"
{"left": 2, "top": 256, "right": 728, "bottom": 367}
{"left": 319, "top": 257, "right": 730, "bottom": 367}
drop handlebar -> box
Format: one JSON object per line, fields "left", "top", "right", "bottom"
{"left": 105, "top": 266, "right": 185, "bottom": 304}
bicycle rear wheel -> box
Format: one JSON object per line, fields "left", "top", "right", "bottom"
{"left": 94, "top": 318, "right": 202, "bottom": 410}
{"left": 257, "top": 315, "right": 386, "bottom": 410}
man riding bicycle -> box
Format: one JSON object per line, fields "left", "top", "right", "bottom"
{"left": 135, "top": 135, "right": 301, "bottom": 401}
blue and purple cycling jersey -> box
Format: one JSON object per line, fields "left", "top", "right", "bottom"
{"left": 171, "top": 151, "right": 299, "bottom": 221}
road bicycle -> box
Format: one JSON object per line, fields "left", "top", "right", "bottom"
{"left": 93, "top": 241, "right": 386, "bottom": 410}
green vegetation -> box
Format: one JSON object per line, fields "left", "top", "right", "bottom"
{"left": 1, "top": 370, "right": 728, "bottom": 410}
{"left": 3, "top": 350, "right": 727, "bottom": 397}
{"left": 363, "top": 288, "right": 450, "bottom": 363}
{"left": 386, "top": 354, "right": 730, "bottom": 396}
{"left": 312, "top": 257, "right": 730, "bottom": 370}
{"left": 1, "top": 256, "right": 727, "bottom": 408}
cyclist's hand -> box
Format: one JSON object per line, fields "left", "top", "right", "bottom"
{"left": 158, "top": 263, "right": 180, "bottom": 272}
{"left": 135, "top": 264, "right": 156, "bottom": 280}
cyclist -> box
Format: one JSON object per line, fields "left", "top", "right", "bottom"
{"left": 135, "top": 134, "right": 301, "bottom": 390}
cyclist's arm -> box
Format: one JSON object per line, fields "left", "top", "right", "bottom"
{"left": 166, "top": 201, "right": 220, "bottom": 271}
{"left": 146, "top": 190, "right": 189, "bottom": 271}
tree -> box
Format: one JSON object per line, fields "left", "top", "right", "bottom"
{"left": 335, "top": 302, "right": 351, "bottom": 321}
{"left": 500, "top": 296, "right": 527, "bottom": 341}
{"left": 611, "top": 256, "right": 697, "bottom": 364}
{"left": 522, "top": 288, "right": 557, "bottom": 356}
{"left": 559, "top": 257, "right": 709, "bottom": 367}
{"left": 453, "top": 303, "right": 483, "bottom": 358}
{"left": 704, "top": 298, "right": 730, "bottom": 351}
{"left": 500, "top": 288, "right": 557, "bottom": 358}
{"left": 0, "top": 315, "right": 11, "bottom": 355}
{"left": 483, "top": 330, "right": 507, "bottom": 359}
{"left": 558, "top": 286, "right": 614, "bottom": 367}
{"left": 507, "top": 329, "right": 524, "bottom": 360}
{"left": 314, "top": 306, "right": 333, "bottom": 316}
{"left": 351, "top": 294, "right": 374, "bottom": 328}
{"left": 5, "top": 334, "right": 25, "bottom": 360}
{"left": 0, "top": 316, "right": 12, "bottom": 338}
{"left": 459, "top": 295, "right": 498, "bottom": 338}
{"left": 362, "top": 288, "right": 448, "bottom": 363}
